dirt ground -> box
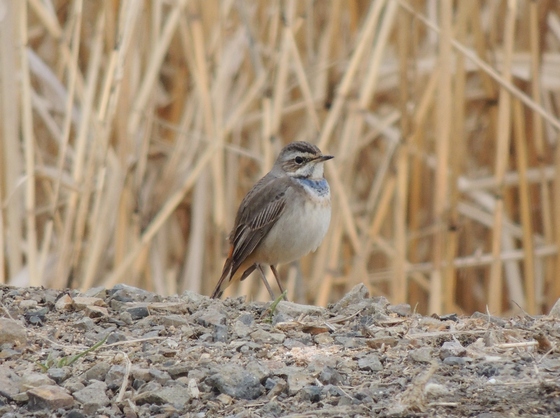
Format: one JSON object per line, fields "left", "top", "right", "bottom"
{"left": 0, "top": 283, "right": 559, "bottom": 417}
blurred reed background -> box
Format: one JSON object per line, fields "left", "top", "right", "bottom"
{"left": 1, "top": 0, "right": 560, "bottom": 315}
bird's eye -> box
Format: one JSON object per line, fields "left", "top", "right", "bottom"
{"left": 295, "top": 156, "right": 304, "bottom": 164}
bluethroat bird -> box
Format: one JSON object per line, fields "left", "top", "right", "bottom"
{"left": 211, "top": 141, "right": 333, "bottom": 300}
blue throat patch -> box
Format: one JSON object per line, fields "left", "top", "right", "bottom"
{"left": 297, "top": 178, "right": 330, "bottom": 196}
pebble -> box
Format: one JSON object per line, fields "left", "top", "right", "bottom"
{"left": 55, "top": 294, "right": 74, "bottom": 311}
{"left": 357, "top": 354, "right": 383, "bottom": 372}
{"left": 73, "top": 317, "right": 95, "bottom": 331}
{"left": 549, "top": 298, "right": 560, "bottom": 318}
{"left": 85, "top": 362, "right": 112, "bottom": 382}
{"left": 409, "top": 347, "right": 433, "bottom": 363}
{"left": 274, "top": 301, "right": 326, "bottom": 319}
{"left": 332, "top": 283, "right": 370, "bottom": 313}
{"left": 27, "top": 385, "right": 74, "bottom": 410}
{"left": 19, "top": 299, "right": 38, "bottom": 310}
{"left": 73, "top": 296, "right": 105, "bottom": 310}
{"left": 286, "top": 370, "right": 314, "bottom": 395}
{"left": 251, "top": 329, "right": 286, "bottom": 344}
{"left": 319, "top": 366, "right": 343, "bottom": 385}
{"left": 20, "top": 373, "right": 55, "bottom": 390}
{"left": 439, "top": 340, "right": 467, "bottom": 359}
{"left": 207, "top": 364, "right": 263, "bottom": 400}
{"left": 0, "top": 318, "right": 27, "bottom": 345}
{"left": 195, "top": 309, "right": 226, "bottom": 328}
{"left": 0, "top": 364, "right": 22, "bottom": 398}
{"left": 110, "top": 284, "right": 161, "bottom": 303}
{"left": 127, "top": 306, "right": 150, "bottom": 320}
{"left": 86, "top": 305, "right": 109, "bottom": 318}
{"left": 443, "top": 356, "right": 471, "bottom": 366}
{"left": 106, "top": 365, "right": 127, "bottom": 389}
{"left": 47, "top": 367, "right": 71, "bottom": 384}
{"left": 73, "top": 380, "right": 110, "bottom": 414}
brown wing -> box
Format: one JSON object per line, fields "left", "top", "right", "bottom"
{"left": 229, "top": 175, "right": 291, "bottom": 275}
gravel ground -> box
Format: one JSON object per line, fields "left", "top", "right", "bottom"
{"left": 1, "top": 283, "right": 560, "bottom": 417}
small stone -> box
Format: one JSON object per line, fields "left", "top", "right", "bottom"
{"left": 127, "top": 306, "right": 150, "bottom": 320}
{"left": 111, "top": 284, "right": 160, "bottom": 303}
{"left": 0, "top": 365, "right": 22, "bottom": 398}
{"left": 131, "top": 367, "right": 150, "bottom": 382}
{"left": 297, "top": 385, "right": 322, "bottom": 402}
{"left": 73, "top": 297, "right": 105, "bottom": 310}
{"left": 19, "top": 299, "right": 38, "bottom": 310}
{"left": 83, "top": 287, "right": 107, "bottom": 298}
{"left": 106, "top": 332, "right": 127, "bottom": 345}
{"left": 27, "top": 385, "right": 74, "bottom": 410}
{"left": 286, "top": 371, "right": 314, "bottom": 396}
{"left": 314, "top": 333, "right": 334, "bottom": 345}
{"left": 274, "top": 301, "right": 325, "bottom": 320}
{"left": 55, "top": 294, "right": 74, "bottom": 311}
{"left": 47, "top": 367, "right": 71, "bottom": 384}
{"left": 246, "top": 361, "right": 271, "bottom": 382}
{"left": 180, "top": 290, "right": 207, "bottom": 305}
{"left": 470, "top": 311, "right": 506, "bottom": 326}
{"left": 409, "top": 347, "right": 433, "bottom": 364}
{"left": 84, "top": 362, "right": 112, "bottom": 382}
{"left": 265, "top": 377, "right": 287, "bottom": 398}
{"left": 149, "top": 369, "right": 171, "bottom": 384}
{"left": 357, "top": 354, "right": 383, "bottom": 372}
{"left": 166, "top": 365, "right": 190, "bottom": 379}
{"left": 424, "top": 382, "right": 450, "bottom": 397}
{"left": 439, "top": 341, "right": 467, "bottom": 359}
{"left": 216, "top": 393, "right": 233, "bottom": 405}
{"left": 196, "top": 309, "right": 226, "bottom": 328}
{"left": 332, "top": 283, "right": 369, "bottom": 313}
{"left": 250, "top": 329, "right": 286, "bottom": 344}
{"left": 62, "top": 377, "right": 85, "bottom": 393}
{"left": 443, "top": 356, "right": 471, "bottom": 366}
{"left": 66, "top": 410, "right": 87, "bottom": 418}
{"left": 19, "top": 373, "right": 54, "bottom": 391}
{"left": 134, "top": 385, "right": 191, "bottom": 408}
{"left": 233, "top": 320, "right": 252, "bottom": 338}
{"left": 0, "top": 318, "right": 27, "bottom": 346}
{"left": 106, "top": 365, "right": 126, "bottom": 389}
{"left": 24, "top": 308, "right": 48, "bottom": 326}
{"left": 86, "top": 305, "right": 108, "bottom": 318}
{"left": 73, "top": 317, "right": 95, "bottom": 331}
{"left": 187, "top": 379, "right": 200, "bottom": 399}
{"left": 161, "top": 315, "right": 190, "bottom": 327}
{"left": 73, "top": 381, "right": 110, "bottom": 414}
{"left": 207, "top": 364, "right": 263, "bottom": 400}
{"left": 387, "top": 304, "right": 411, "bottom": 317}
{"left": 549, "top": 299, "right": 560, "bottom": 318}
{"left": 319, "top": 366, "right": 342, "bottom": 385}
{"left": 335, "top": 336, "right": 366, "bottom": 349}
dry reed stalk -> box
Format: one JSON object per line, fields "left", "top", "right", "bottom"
{"left": 19, "top": 1, "right": 39, "bottom": 286}
{"left": 512, "top": 99, "right": 536, "bottom": 314}
{"left": 488, "top": 0, "right": 516, "bottom": 314}
{"left": 529, "top": 1, "right": 554, "bottom": 312}
{"left": 0, "top": 0, "right": 20, "bottom": 284}
{"left": 554, "top": 136, "right": 560, "bottom": 307}
{"left": 430, "top": 0, "right": 453, "bottom": 314}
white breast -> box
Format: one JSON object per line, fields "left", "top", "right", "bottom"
{"left": 255, "top": 189, "right": 331, "bottom": 265}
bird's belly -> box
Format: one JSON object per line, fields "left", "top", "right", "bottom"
{"left": 256, "top": 197, "right": 331, "bottom": 265}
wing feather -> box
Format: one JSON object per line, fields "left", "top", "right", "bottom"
{"left": 229, "top": 175, "right": 291, "bottom": 275}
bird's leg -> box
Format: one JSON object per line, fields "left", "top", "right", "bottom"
{"left": 270, "top": 265, "right": 288, "bottom": 301}
{"left": 256, "top": 264, "right": 276, "bottom": 300}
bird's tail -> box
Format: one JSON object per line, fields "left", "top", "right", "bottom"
{"left": 211, "top": 258, "right": 233, "bottom": 299}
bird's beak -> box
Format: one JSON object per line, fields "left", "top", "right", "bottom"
{"left": 317, "top": 155, "right": 334, "bottom": 162}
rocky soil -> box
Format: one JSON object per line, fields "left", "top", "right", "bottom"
{"left": 1, "top": 283, "right": 560, "bottom": 417}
